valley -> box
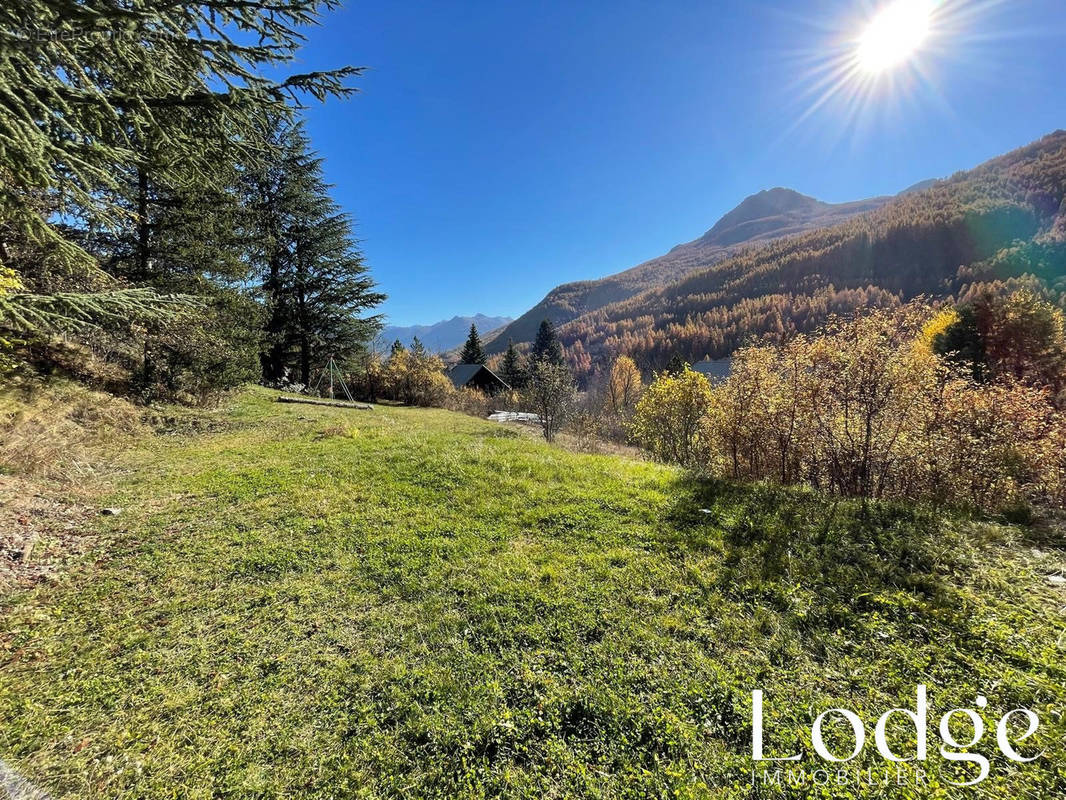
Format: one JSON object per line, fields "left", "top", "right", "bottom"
{"left": 490, "top": 132, "right": 1066, "bottom": 377}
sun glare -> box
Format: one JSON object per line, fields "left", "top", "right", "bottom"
{"left": 856, "top": 0, "right": 933, "bottom": 73}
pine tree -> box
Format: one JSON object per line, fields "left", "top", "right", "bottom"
{"left": 250, "top": 119, "right": 308, "bottom": 382}
{"left": 459, "top": 324, "right": 486, "bottom": 364}
{"left": 1, "top": 0, "right": 358, "bottom": 269}
{"left": 665, "top": 353, "right": 688, "bottom": 376}
{"left": 0, "top": 0, "right": 359, "bottom": 338}
{"left": 249, "top": 120, "right": 384, "bottom": 385}
{"left": 500, "top": 339, "right": 526, "bottom": 389}
{"left": 531, "top": 318, "right": 565, "bottom": 367}
{"left": 526, "top": 320, "right": 572, "bottom": 438}
{"left": 74, "top": 131, "right": 263, "bottom": 400}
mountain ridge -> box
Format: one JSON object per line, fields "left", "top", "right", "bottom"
{"left": 381, "top": 313, "right": 512, "bottom": 353}
{"left": 551, "top": 130, "right": 1066, "bottom": 376}
{"left": 485, "top": 185, "right": 904, "bottom": 354}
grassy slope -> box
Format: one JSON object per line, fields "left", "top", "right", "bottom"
{"left": 1, "top": 387, "right": 1064, "bottom": 798}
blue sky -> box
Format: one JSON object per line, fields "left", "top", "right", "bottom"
{"left": 290, "top": 0, "right": 1065, "bottom": 326}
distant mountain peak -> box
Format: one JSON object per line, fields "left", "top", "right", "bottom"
{"left": 699, "top": 188, "right": 831, "bottom": 247}
{"left": 486, "top": 130, "right": 1066, "bottom": 372}
{"left": 726, "top": 187, "right": 824, "bottom": 217}
{"left": 380, "top": 313, "right": 513, "bottom": 353}
{"left": 484, "top": 184, "right": 896, "bottom": 355}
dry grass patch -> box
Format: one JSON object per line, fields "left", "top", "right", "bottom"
{"left": 0, "top": 377, "right": 144, "bottom": 481}
{"left": 0, "top": 378, "right": 145, "bottom": 592}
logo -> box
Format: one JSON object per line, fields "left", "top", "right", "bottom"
{"left": 751, "top": 686, "right": 1042, "bottom": 786}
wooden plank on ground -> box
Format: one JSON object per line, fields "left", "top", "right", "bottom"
{"left": 276, "top": 396, "right": 373, "bottom": 410}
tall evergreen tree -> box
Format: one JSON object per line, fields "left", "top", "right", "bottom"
{"left": 500, "top": 339, "right": 526, "bottom": 389}
{"left": 0, "top": 0, "right": 360, "bottom": 336}
{"left": 76, "top": 129, "right": 262, "bottom": 400}
{"left": 459, "top": 324, "right": 486, "bottom": 364}
{"left": 526, "top": 320, "right": 572, "bottom": 436}
{"left": 531, "top": 318, "right": 565, "bottom": 367}
{"left": 665, "top": 353, "right": 688, "bottom": 376}
{"left": 250, "top": 120, "right": 383, "bottom": 385}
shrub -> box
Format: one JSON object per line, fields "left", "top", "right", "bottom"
{"left": 133, "top": 300, "right": 262, "bottom": 406}
{"left": 445, "top": 387, "right": 494, "bottom": 418}
{"left": 567, "top": 411, "right": 606, "bottom": 453}
{"left": 923, "top": 377, "right": 1057, "bottom": 507}
{"left": 410, "top": 370, "right": 454, "bottom": 407}
{"left": 379, "top": 341, "right": 453, "bottom": 406}
{"left": 630, "top": 368, "right": 713, "bottom": 468}
{"left": 631, "top": 302, "right": 1066, "bottom": 511}
{"left": 523, "top": 361, "right": 575, "bottom": 442}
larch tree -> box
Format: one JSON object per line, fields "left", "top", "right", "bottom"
{"left": 605, "top": 355, "right": 643, "bottom": 415}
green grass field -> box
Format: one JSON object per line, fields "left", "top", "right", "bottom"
{"left": 2, "top": 388, "right": 1064, "bottom": 798}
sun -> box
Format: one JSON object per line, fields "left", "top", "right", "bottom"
{"left": 856, "top": 0, "right": 934, "bottom": 74}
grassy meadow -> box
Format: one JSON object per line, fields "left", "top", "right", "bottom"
{"left": 1, "top": 387, "right": 1064, "bottom": 798}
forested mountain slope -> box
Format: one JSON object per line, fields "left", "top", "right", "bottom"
{"left": 558, "top": 131, "right": 1066, "bottom": 374}
{"left": 485, "top": 188, "right": 896, "bottom": 354}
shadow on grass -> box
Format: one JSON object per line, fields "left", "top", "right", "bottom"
{"left": 661, "top": 474, "right": 981, "bottom": 619}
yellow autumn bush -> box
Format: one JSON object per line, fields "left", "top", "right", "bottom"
{"left": 632, "top": 302, "right": 1066, "bottom": 511}
{"left": 630, "top": 367, "right": 714, "bottom": 468}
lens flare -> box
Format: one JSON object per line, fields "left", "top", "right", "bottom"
{"left": 771, "top": 0, "right": 1010, "bottom": 150}
{"left": 856, "top": 0, "right": 934, "bottom": 73}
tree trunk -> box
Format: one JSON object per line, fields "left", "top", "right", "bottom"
{"left": 295, "top": 235, "right": 311, "bottom": 386}
{"left": 262, "top": 249, "right": 287, "bottom": 383}
{"left": 136, "top": 167, "right": 150, "bottom": 280}
{"left": 300, "top": 330, "right": 311, "bottom": 387}
{"left": 140, "top": 329, "right": 156, "bottom": 404}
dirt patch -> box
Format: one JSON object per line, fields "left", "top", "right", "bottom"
{"left": 0, "top": 476, "right": 101, "bottom": 593}
{"left": 145, "top": 412, "right": 243, "bottom": 436}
